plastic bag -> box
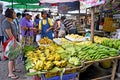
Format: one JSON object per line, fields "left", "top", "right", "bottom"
{"left": 36, "top": 34, "right": 41, "bottom": 42}
{"left": 3, "top": 37, "right": 21, "bottom": 60}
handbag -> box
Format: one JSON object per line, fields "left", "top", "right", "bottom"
{"left": 3, "top": 37, "right": 21, "bottom": 60}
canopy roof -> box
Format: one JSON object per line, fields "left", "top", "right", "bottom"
{"left": 1, "top": 0, "right": 39, "bottom": 4}
{"left": 40, "top": 0, "right": 78, "bottom": 3}
{"left": 6, "top": 4, "right": 46, "bottom": 9}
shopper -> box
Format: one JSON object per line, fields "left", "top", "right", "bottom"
{"left": 14, "top": 13, "right": 22, "bottom": 42}
{"left": 0, "top": 3, "right": 6, "bottom": 45}
{"left": 61, "top": 16, "right": 77, "bottom": 34}
{"left": 34, "top": 14, "right": 40, "bottom": 42}
{"left": 20, "top": 12, "right": 34, "bottom": 45}
{"left": 39, "top": 11, "right": 53, "bottom": 40}
{"left": 54, "top": 18, "right": 66, "bottom": 38}
{"left": 34, "top": 14, "right": 40, "bottom": 28}
{"left": 2, "top": 8, "right": 19, "bottom": 79}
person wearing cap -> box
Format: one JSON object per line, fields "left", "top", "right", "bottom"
{"left": 0, "top": 3, "right": 6, "bottom": 45}
{"left": 39, "top": 11, "right": 53, "bottom": 40}
{"left": 20, "top": 12, "right": 35, "bottom": 45}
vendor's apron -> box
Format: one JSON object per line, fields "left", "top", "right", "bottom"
{"left": 41, "top": 19, "right": 53, "bottom": 40}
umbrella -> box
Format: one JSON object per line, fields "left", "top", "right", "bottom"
{"left": 6, "top": 4, "right": 46, "bottom": 9}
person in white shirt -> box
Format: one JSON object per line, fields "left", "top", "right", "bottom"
{"left": 0, "top": 3, "right": 6, "bottom": 45}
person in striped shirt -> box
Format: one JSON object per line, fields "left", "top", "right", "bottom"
{"left": 61, "top": 16, "right": 77, "bottom": 34}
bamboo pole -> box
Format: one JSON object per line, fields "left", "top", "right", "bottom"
{"left": 90, "top": 7, "right": 95, "bottom": 43}
{"left": 79, "top": 0, "right": 81, "bottom": 25}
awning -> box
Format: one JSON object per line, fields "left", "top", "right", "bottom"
{"left": 40, "top": 0, "right": 78, "bottom": 3}
{"left": 1, "top": 0, "right": 39, "bottom": 4}
{"left": 6, "top": 4, "right": 46, "bottom": 9}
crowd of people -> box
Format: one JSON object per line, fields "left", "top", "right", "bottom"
{"left": 0, "top": 3, "right": 78, "bottom": 79}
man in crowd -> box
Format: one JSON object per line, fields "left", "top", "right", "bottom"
{"left": 14, "top": 13, "right": 22, "bottom": 42}
{"left": 61, "top": 16, "right": 77, "bottom": 34}
{"left": 0, "top": 3, "right": 6, "bottom": 46}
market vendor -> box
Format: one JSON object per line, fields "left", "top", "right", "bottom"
{"left": 39, "top": 11, "right": 53, "bottom": 40}
{"left": 61, "top": 16, "right": 77, "bottom": 34}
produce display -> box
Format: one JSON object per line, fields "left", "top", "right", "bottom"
{"left": 94, "top": 36, "right": 108, "bottom": 44}
{"left": 77, "top": 44, "right": 118, "bottom": 61}
{"left": 53, "top": 38, "right": 70, "bottom": 45}
{"left": 38, "top": 37, "right": 53, "bottom": 45}
{"left": 65, "top": 34, "right": 85, "bottom": 42}
{"left": 25, "top": 44, "right": 68, "bottom": 72}
{"left": 24, "top": 36, "right": 119, "bottom": 76}
{"left": 101, "top": 39, "right": 120, "bottom": 50}
{"left": 61, "top": 43, "right": 118, "bottom": 62}
{"left": 94, "top": 36, "right": 120, "bottom": 50}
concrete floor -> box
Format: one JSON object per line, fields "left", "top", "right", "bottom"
{"left": 0, "top": 60, "right": 33, "bottom": 80}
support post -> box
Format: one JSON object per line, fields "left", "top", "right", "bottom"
{"left": 79, "top": 0, "right": 81, "bottom": 25}
{"left": 111, "top": 59, "right": 118, "bottom": 80}
{"left": 12, "top": 0, "right": 13, "bottom": 8}
{"left": 90, "top": 7, "right": 95, "bottom": 43}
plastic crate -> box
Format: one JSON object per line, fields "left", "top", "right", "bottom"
{"left": 33, "top": 75, "right": 41, "bottom": 80}
{"left": 41, "top": 72, "right": 78, "bottom": 80}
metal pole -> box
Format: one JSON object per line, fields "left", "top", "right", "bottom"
{"left": 26, "top": 5, "right": 27, "bottom": 10}
{"left": 90, "top": 7, "right": 95, "bottom": 43}
{"left": 12, "top": 0, "right": 13, "bottom": 8}
{"left": 85, "top": 8, "right": 88, "bottom": 28}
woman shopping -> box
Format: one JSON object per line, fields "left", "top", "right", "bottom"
{"left": 2, "top": 8, "right": 19, "bottom": 79}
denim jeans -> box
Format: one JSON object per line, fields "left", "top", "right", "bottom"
{"left": 0, "top": 36, "right": 4, "bottom": 45}
{"left": 69, "top": 28, "right": 77, "bottom": 34}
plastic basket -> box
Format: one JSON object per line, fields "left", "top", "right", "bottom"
{"left": 33, "top": 75, "right": 41, "bottom": 80}
{"left": 41, "top": 72, "right": 78, "bottom": 80}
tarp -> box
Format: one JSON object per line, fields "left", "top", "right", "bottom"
{"left": 58, "top": 1, "right": 79, "bottom": 13}
{"left": 80, "top": 0, "right": 105, "bottom": 8}
{"left": 6, "top": 4, "right": 46, "bottom": 9}
{"left": 40, "top": 0, "right": 78, "bottom": 3}
{"left": 39, "top": 0, "right": 79, "bottom": 13}
{"left": 1, "top": 0, "right": 39, "bottom": 4}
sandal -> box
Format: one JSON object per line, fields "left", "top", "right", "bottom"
{"left": 13, "top": 69, "right": 21, "bottom": 73}
{"left": 8, "top": 75, "right": 19, "bottom": 79}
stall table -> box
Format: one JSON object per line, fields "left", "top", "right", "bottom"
{"left": 83, "top": 55, "right": 120, "bottom": 80}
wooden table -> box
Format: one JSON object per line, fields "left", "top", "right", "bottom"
{"left": 83, "top": 56, "right": 120, "bottom": 80}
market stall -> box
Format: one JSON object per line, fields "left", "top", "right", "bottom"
{"left": 24, "top": 37, "right": 83, "bottom": 80}
{"left": 23, "top": 34, "right": 120, "bottom": 80}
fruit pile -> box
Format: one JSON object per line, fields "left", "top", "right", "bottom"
{"left": 53, "top": 38, "right": 70, "bottom": 45}
{"left": 65, "top": 34, "right": 84, "bottom": 42}
{"left": 25, "top": 37, "right": 119, "bottom": 73}
{"left": 61, "top": 43, "right": 118, "bottom": 62}
{"left": 25, "top": 44, "right": 67, "bottom": 71}
{"left": 66, "top": 34, "right": 83, "bottom": 39}
{"left": 101, "top": 39, "right": 120, "bottom": 50}
{"left": 94, "top": 36, "right": 120, "bottom": 50}
{"left": 38, "top": 37, "right": 53, "bottom": 45}
{"left": 94, "top": 36, "right": 108, "bottom": 44}
{"left": 77, "top": 44, "right": 118, "bottom": 61}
